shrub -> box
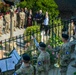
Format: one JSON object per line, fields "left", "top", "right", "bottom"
{"left": 24, "top": 26, "right": 40, "bottom": 42}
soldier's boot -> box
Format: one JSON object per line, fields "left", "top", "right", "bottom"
{"left": 7, "top": 29, "right": 10, "bottom": 33}
{"left": 4, "top": 29, "right": 7, "bottom": 34}
{"left": 5, "top": 30, "right": 7, "bottom": 34}
{"left": 19, "top": 27, "right": 21, "bottom": 29}
{"left": 22, "top": 26, "right": 24, "bottom": 29}
{"left": 7, "top": 30, "right": 9, "bottom": 33}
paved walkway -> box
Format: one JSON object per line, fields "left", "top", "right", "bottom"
{"left": 0, "top": 28, "right": 25, "bottom": 41}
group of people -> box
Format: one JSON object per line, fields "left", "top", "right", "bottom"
{"left": 0, "top": 6, "right": 49, "bottom": 36}
{"left": 62, "top": 19, "right": 76, "bottom": 37}
{"left": 13, "top": 33, "right": 76, "bottom": 75}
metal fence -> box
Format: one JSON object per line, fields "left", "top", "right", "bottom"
{"left": 0, "top": 19, "right": 74, "bottom": 58}
{"left": 0, "top": 23, "right": 64, "bottom": 57}
{"left": 0, "top": 19, "right": 75, "bottom": 75}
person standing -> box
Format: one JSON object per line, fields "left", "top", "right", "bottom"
{"left": 14, "top": 53, "right": 34, "bottom": 75}
{"left": 38, "top": 10, "right": 44, "bottom": 31}
{"left": 4, "top": 11, "right": 10, "bottom": 33}
{"left": 59, "top": 34, "right": 71, "bottom": 75}
{"left": 73, "top": 20, "right": 76, "bottom": 35}
{"left": 68, "top": 20, "right": 75, "bottom": 37}
{"left": 34, "top": 38, "right": 50, "bottom": 75}
{"left": 0, "top": 14, "right": 3, "bottom": 36}
{"left": 16, "top": 7, "right": 21, "bottom": 28}
{"left": 33, "top": 11, "right": 39, "bottom": 25}
{"left": 24, "top": 7, "right": 28, "bottom": 28}
{"left": 43, "top": 12, "right": 49, "bottom": 35}
{"left": 27, "top": 9, "right": 33, "bottom": 27}
{"left": 27, "top": 15, "right": 33, "bottom": 27}
{"left": 13, "top": 8, "right": 17, "bottom": 31}
{"left": 19, "top": 8, "right": 25, "bottom": 29}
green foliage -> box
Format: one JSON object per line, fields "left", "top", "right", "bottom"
{"left": 0, "top": 2, "right": 10, "bottom": 13}
{"left": 46, "top": 47, "right": 56, "bottom": 64}
{"left": 17, "top": 0, "right": 61, "bottom": 25}
{"left": 24, "top": 25, "right": 40, "bottom": 35}
{"left": 17, "top": 0, "right": 59, "bottom": 17}
{"left": 46, "top": 33, "right": 63, "bottom": 65}
{"left": 24, "top": 26, "right": 40, "bottom": 42}
{"left": 17, "top": 1, "right": 26, "bottom": 8}
{"left": 47, "top": 34, "right": 63, "bottom": 48}
{"left": 74, "top": 72, "right": 76, "bottom": 75}
{"left": 36, "top": 0, "right": 59, "bottom": 15}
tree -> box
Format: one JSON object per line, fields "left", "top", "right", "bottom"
{"left": 35, "top": 0, "right": 59, "bottom": 24}
{"left": 18, "top": 0, "right": 60, "bottom": 24}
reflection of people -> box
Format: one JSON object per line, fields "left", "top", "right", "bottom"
{"left": 15, "top": 53, "right": 34, "bottom": 75}
{"left": 34, "top": 38, "right": 50, "bottom": 75}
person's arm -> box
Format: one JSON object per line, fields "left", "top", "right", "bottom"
{"left": 33, "top": 37, "right": 42, "bottom": 52}
{"left": 15, "top": 63, "right": 24, "bottom": 75}
{"left": 34, "top": 38, "right": 39, "bottom": 48}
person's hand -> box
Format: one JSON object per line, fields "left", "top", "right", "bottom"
{"left": 48, "top": 45, "right": 52, "bottom": 50}
{"left": 31, "top": 32, "right": 35, "bottom": 39}
{"left": 31, "top": 36, "right": 34, "bottom": 40}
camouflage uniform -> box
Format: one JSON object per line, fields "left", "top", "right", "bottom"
{"left": 60, "top": 42, "right": 71, "bottom": 66}
{"left": 16, "top": 62, "right": 34, "bottom": 75}
{"left": 57, "top": 34, "right": 71, "bottom": 75}
{"left": 34, "top": 39, "right": 50, "bottom": 75}
{"left": 59, "top": 41, "right": 71, "bottom": 75}
{"left": 36, "top": 51, "right": 50, "bottom": 75}
{"left": 0, "top": 15, "right": 3, "bottom": 36}
{"left": 19, "top": 11, "right": 25, "bottom": 28}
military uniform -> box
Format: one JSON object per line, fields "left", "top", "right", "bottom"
{"left": 59, "top": 34, "right": 71, "bottom": 75}
{"left": 60, "top": 42, "right": 71, "bottom": 65}
{"left": 19, "top": 11, "right": 25, "bottom": 28}
{"left": 16, "top": 62, "right": 34, "bottom": 75}
{"left": 4, "top": 12, "right": 10, "bottom": 33}
{"left": 0, "top": 15, "right": 3, "bottom": 36}
{"left": 34, "top": 40, "right": 50, "bottom": 75}
{"left": 14, "top": 8, "right": 17, "bottom": 31}
{"left": 36, "top": 51, "right": 50, "bottom": 75}
{"left": 15, "top": 53, "right": 34, "bottom": 75}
